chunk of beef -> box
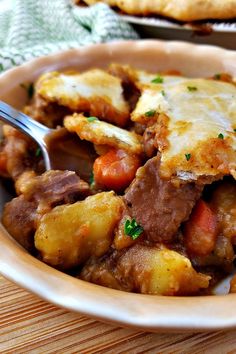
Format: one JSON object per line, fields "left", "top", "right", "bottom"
{"left": 2, "top": 170, "right": 90, "bottom": 251}
{"left": 25, "top": 95, "right": 71, "bottom": 128}
{"left": 108, "top": 63, "right": 140, "bottom": 111}
{"left": 142, "top": 114, "right": 170, "bottom": 159}
{"left": 124, "top": 155, "right": 203, "bottom": 243}
{"left": 79, "top": 250, "right": 127, "bottom": 292}
{"left": 0, "top": 125, "right": 36, "bottom": 180}
{"left": 16, "top": 169, "right": 90, "bottom": 214}
{"left": 142, "top": 123, "right": 157, "bottom": 158}
{"left": 2, "top": 195, "right": 36, "bottom": 251}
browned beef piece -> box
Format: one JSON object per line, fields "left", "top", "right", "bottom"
{"left": 25, "top": 95, "right": 71, "bottom": 128}
{"left": 2, "top": 195, "right": 36, "bottom": 251}
{"left": 0, "top": 125, "right": 36, "bottom": 180}
{"left": 124, "top": 155, "right": 203, "bottom": 243}
{"left": 142, "top": 123, "right": 157, "bottom": 158}
{"left": 80, "top": 249, "right": 130, "bottom": 292}
{"left": 142, "top": 115, "right": 169, "bottom": 159}
{"left": 108, "top": 63, "right": 140, "bottom": 111}
{"left": 2, "top": 170, "right": 90, "bottom": 251}
{"left": 17, "top": 169, "right": 90, "bottom": 214}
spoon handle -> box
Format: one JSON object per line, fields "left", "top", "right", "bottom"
{"left": 0, "top": 101, "right": 52, "bottom": 170}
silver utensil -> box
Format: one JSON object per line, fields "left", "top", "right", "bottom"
{"left": 0, "top": 101, "right": 95, "bottom": 180}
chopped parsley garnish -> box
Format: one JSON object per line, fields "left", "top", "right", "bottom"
{"left": 0, "top": 63, "right": 3, "bottom": 72}
{"left": 27, "top": 83, "right": 34, "bottom": 99}
{"left": 145, "top": 109, "right": 156, "bottom": 117}
{"left": 185, "top": 153, "right": 191, "bottom": 161}
{"left": 214, "top": 73, "right": 221, "bottom": 80}
{"left": 89, "top": 171, "right": 94, "bottom": 186}
{"left": 151, "top": 76, "right": 163, "bottom": 84}
{"left": 35, "top": 148, "right": 41, "bottom": 157}
{"left": 20, "top": 83, "right": 34, "bottom": 99}
{"left": 187, "top": 86, "right": 197, "bottom": 92}
{"left": 87, "top": 116, "right": 98, "bottom": 122}
{"left": 124, "top": 218, "right": 143, "bottom": 240}
{"left": 161, "top": 90, "right": 166, "bottom": 97}
{"left": 218, "top": 133, "right": 224, "bottom": 139}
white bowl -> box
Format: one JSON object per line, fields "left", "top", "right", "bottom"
{"left": 0, "top": 40, "right": 236, "bottom": 332}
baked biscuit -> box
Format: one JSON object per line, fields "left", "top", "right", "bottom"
{"left": 78, "top": 0, "right": 236, "bottom": 21}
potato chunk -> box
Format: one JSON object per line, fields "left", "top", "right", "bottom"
{"left": 35, "top": 192, "right": 123, "bottom": 269}
{"left": 64, "top": 113, "right": 142, "bottom": 155}
{"left": 124, "top": 246, "right": 210, "bottom": 295}
{"left": 81, "top": 244, "right": 210, "bottom": 295}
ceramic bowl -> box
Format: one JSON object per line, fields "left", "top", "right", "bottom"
{"left": 0, "top": 40, "right": 236, "bottom": 332}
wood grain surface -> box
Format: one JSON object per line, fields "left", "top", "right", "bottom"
{"left": 1, "top": 275, "right": 236, "bottom": 354}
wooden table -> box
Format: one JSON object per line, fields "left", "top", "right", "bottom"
{"left": 1, "top": 275, "right": 236, "bottom": 353}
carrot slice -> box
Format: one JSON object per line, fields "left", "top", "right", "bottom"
{"left": 184, "top": 199, "right": 218, "bottom": 256}
{"left": 93, "top": 149, "right": 140, "bottom": 191}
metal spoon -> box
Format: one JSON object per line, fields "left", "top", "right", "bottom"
{"left": 0, "top": 101, "right": 95, "bottom": 180}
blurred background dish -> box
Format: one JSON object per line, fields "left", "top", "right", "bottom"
{"left": 76, "top": 1, "right": 236, "bottom": 49}
{"left": 76, "top": 0, "right": 236, "bottom": 22}
{"left": 122, "top": 16, "right": 236, "bottom": 50}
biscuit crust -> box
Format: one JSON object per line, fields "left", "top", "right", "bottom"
{"left": 79, "top": 0, "right": 236, "bottom": 21}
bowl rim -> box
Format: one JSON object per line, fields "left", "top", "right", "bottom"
{"left": 1, "top": 39, "right": 236, "bottom": 332}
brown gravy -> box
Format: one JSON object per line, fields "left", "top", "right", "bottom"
{"left": 45, "top": 128, "right": 97, "bottom": 182}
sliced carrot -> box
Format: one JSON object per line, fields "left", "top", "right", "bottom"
{"left": 184, "top": 199, "right": 218, "bottom": 256}
{"left": 93, "top": 149, "right": 140, "bottom": 191}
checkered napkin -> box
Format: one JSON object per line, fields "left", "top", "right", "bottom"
{"left": 0, "top": 0, "right": 138, "bottom": 72}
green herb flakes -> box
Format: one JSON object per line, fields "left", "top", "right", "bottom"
{"left": 185, "top": 153, "right": 191, "bottom": 161}
{"left": 28, "top": 83, "right": 34, "bottom": 99}
{"left": 151, "top": 76, "right": 163, "bottom": 84}
{"left": 89, "top": 171, "right": 95, "bottom": 186}
{"left": 187, "top": 86, "right": 197, "bottom": 92}
{"left": 214, "top": 73, "right": 221, "bottom": 80}
{"left": 20, "top": 83, "right": 34, "bottom": 99}
{"left": 124, "top": 218, "right": 143, "bottom": 240}
{"left": 161, "top": 90, "right": 166, "bottom": 97}
{"left": 87, "top": 116, "right": 98, "bottom": 122}
{"left": 35, "top": 148, "right": 41, "bottom": 157}
{"left": 218, "top": 133, "right": 224, "bottom": 139}
{"left": 145, "top": 109, "right": 156, "bottom": 117}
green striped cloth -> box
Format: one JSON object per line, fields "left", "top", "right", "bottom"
{"left": 0, "top": 0, "right": 138, "bottom": 72}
